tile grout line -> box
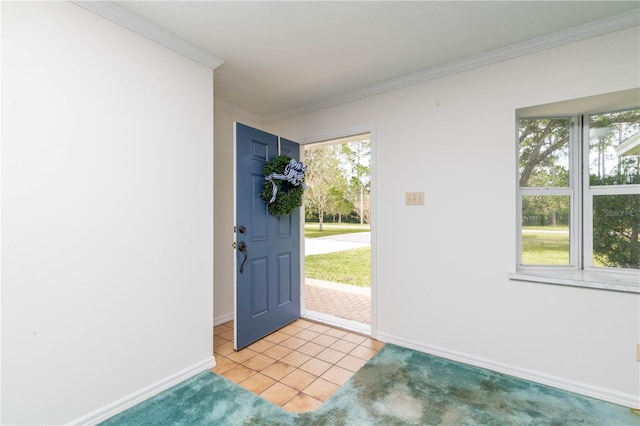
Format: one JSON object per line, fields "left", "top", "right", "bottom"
{"left": 212, "top": 319, "right": 384, "bottom": 413}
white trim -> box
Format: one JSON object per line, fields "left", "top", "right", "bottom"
{"left": 232, "top": 123, "right": 239, "bottom": 349}
{"left": 300, "top": 124, "right": 378, "bottom": 338}
{"left": 509, "top": 270, "right": 640, "bottom": 294}
{"left": 68, "top": 356, "right": 216, "bottom": 426}
{"left": 214, "top": 312, "right": 234, "bottom": 326}
{"left": 71, "top": 1, "right": 223, "bottom": 70}
{"left": 368, "top": 125, "right": 378, "bottom": 340}
{"left": 68, "top": 3, "right": 638, "bottom": 123}
{"left": 263, "top": 10, "right": 640, "bottom": 123}
{"left": 0, "top": 4, "right": 3, "bottom": 422}
{"left": 376, "top": 332, "right": 639, "bottom": 409}
{"left": 304, "top": 310, "right": 371, "bottom": 336}
{"left": 298, "top": 125, "right": 375, "bottom": 146}
{"left": 300, "top": 150, "right": 308, "bottom": 321}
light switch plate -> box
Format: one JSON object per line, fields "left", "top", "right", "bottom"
{"left": 406, "top": 192, "right": 425, "bottom": 205}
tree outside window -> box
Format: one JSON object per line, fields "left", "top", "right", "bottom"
{"left": 518, "top": 108, "right": 639, "bottom": 270}
{"left": 304, "top": 138, "right": 371, "bottom": 230}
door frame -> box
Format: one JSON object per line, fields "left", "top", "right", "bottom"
{"left": 298, "top": 124, "right": 377, "bottom": 339}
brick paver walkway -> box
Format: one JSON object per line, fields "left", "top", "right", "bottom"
{"left": 305, "top": 279, "right": 371, "bottom": 325}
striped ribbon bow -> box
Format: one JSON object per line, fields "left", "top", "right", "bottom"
{"left": 265, "top": 159, "right": 308, "bottom": 204}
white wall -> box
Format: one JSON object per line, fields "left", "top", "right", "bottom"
{"left": 262, "top": 27, "right": 640, "bottom": 405}
{"left": 1, "top": 3, "right": 214, "bottom": 424}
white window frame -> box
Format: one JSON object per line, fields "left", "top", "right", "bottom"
{"left": 582, "top": 114, "right": 640, "bottom": 272}
{"left": 510, "top": 103, "right": 639, "bottom": 294}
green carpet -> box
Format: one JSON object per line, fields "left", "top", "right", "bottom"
{"left": 101, "top": 344, "right": 638, "bottom": 425}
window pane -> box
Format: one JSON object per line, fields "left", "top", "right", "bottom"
{"left": 589, "top": 109, "right": 640, "bottom": 186}
{"left": 521, "top": 195, "right": 570, "bottom": 265}
{"left": 518, "top": 118, "right": 570, "bottom": 188}
{"left": 592, "top": 194, "right": 640, "bottom": 269}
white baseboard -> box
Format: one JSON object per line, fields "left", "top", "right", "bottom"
{"left": 68, "top": 356, "right": 216, "bottom": 426}
{"left": 376, "top": 332, "right": 639, "bottom": 409}
{"left": 214, "top": 312, "right": 234, "bottom": 326}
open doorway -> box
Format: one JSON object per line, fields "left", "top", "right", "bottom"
{"left": 302, "top": 133, "right": 372, "bottom": 334}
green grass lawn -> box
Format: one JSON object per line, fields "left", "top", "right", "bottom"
{"left": 305, "top": 222, "right": 370, "bottom": 239}
{"left": 305, "top": 247, "right": 371, "bottom": 287}
{"left": 304, "top": 227, "right": 571, "bottom": 285}
{"left": 521, "top": 226, "right": 570, "bottom": 265}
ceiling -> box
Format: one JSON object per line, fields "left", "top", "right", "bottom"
{"left": 112, "top": 1, "right": 639, "bottom": 122}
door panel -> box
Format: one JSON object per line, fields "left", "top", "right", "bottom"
{"left": 277, "top": 253, "right": 292, "bottom": 306}
{"left": 234, "top": 123, "right": 301, "bottom": 349}
{"left": 250, "top": 173, "right": 269, "bottom": 240}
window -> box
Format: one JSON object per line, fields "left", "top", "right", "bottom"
{"left": 513, "top": 102, "right": 639, "bottom": 293}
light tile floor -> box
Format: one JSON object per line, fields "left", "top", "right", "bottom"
{"left": 212, "top": 319, "right": 385, "bottom": 413}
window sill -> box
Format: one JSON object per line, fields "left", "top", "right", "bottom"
{"left": 509, "top": 270, "right": 639, "bottom": 294}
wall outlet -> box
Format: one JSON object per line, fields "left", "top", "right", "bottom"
{"left": 406, "top": 191, "right": 425, "bottom": 205}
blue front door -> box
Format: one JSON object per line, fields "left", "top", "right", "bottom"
{"left": 234, "top": 122, "right": 301, "bottom": 350}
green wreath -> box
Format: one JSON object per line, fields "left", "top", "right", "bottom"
{"left": 260, "top": 155, "right": 307, "bottom": 216}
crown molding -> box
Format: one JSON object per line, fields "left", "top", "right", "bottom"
{"left": 69, "top": 1, "right": 638, "bottom": 122}
{"left": 71, "top": 1, "right": 224, "bottom": 70}
{"left": 263, "top": 9, "right": 639, "bottom": 123}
